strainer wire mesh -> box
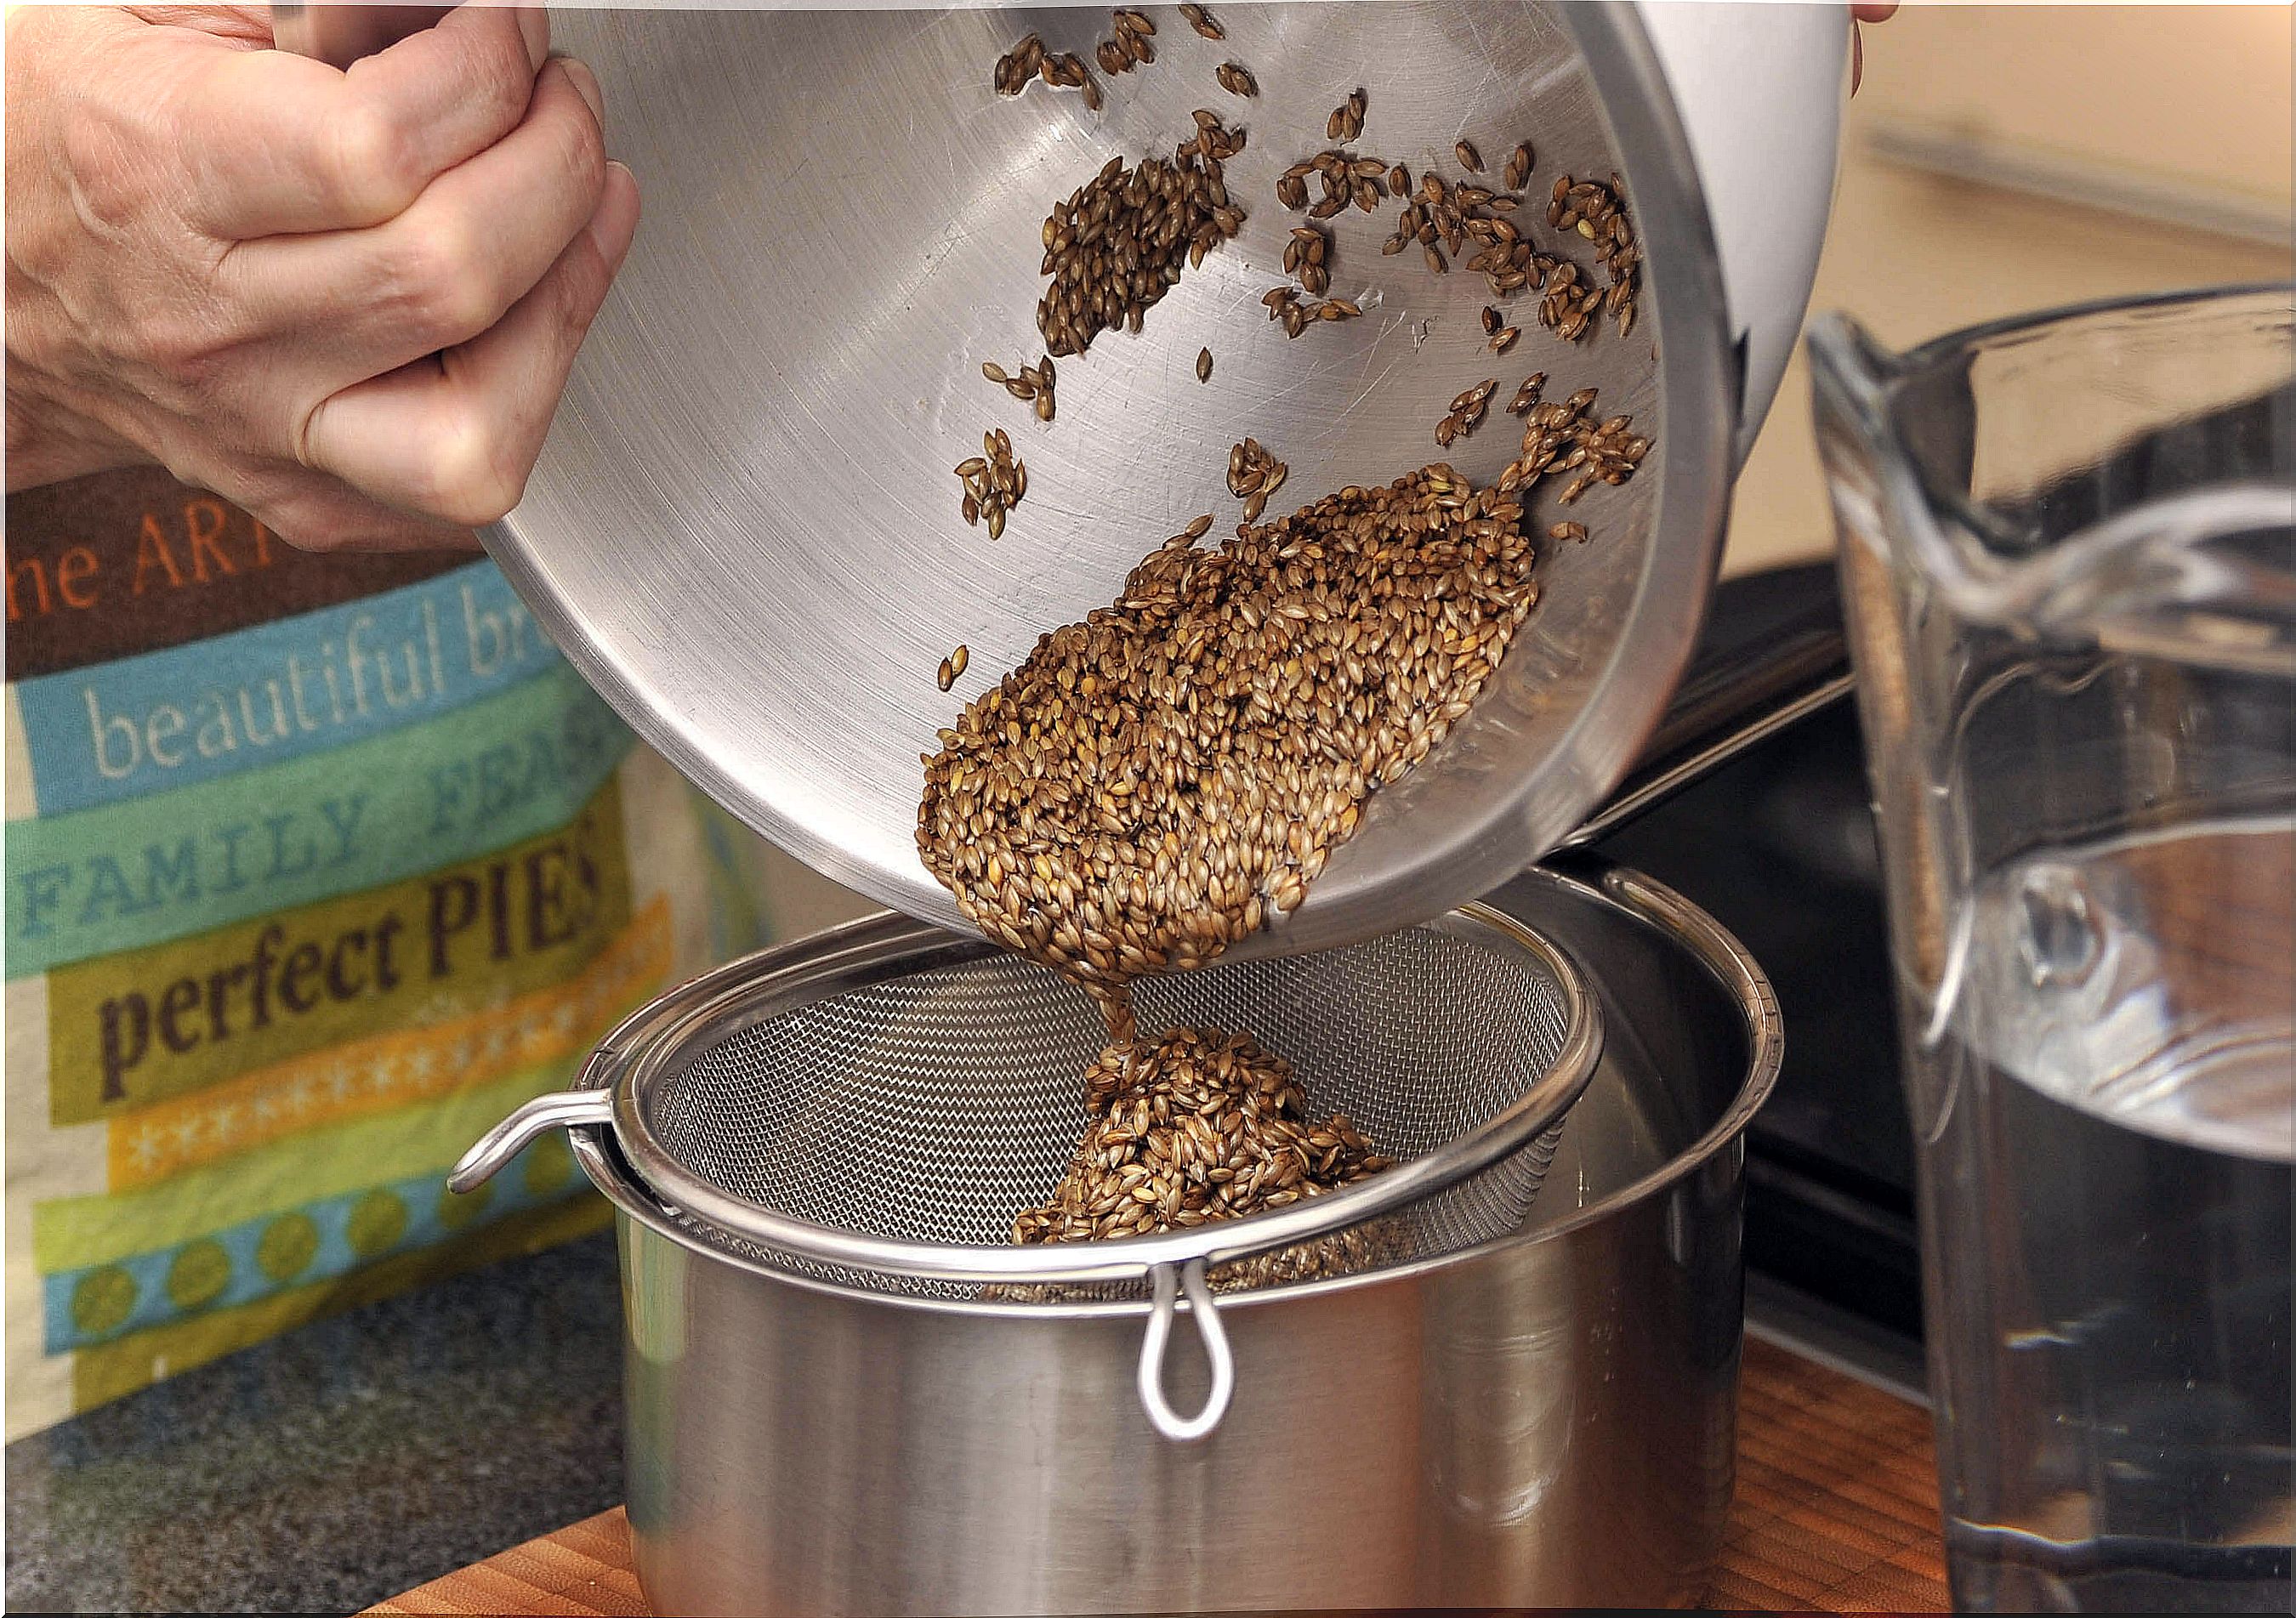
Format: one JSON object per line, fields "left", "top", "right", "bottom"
{"left": 617, "top": 910, "right": 1594, "bottom": 1303}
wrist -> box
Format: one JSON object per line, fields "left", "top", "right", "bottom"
{"left": 6, "top": 276, "right": 146, "bottom": 489}
{"left": 5, "top": 6, "right": 151, "bottom": 492}
{"left": 6, "top": 378, "right": 145, "bottom": 491}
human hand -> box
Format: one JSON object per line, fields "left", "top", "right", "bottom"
{"left": 4, "top": 4, "right": 638, "bottom": 550}
{"left": 1852, "top": 2, "right": 1899, "bottom": 94}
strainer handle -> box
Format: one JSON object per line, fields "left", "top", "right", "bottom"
{"left": 449, "top": 1089, "right": 612, "bottom": 1194}
{"left": 1137, "top": 1260, "right": 1235, "bottom": 1443}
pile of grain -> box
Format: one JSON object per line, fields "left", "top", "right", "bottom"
{"left": 919, "top": 461, "right": 1549, "bottom": 1258}
{"left": 935, "top": 14, "right": 1654, "bottom": 1272}
{"left": 1012, "top": 1027, "right": 1390, "bottom": 1243}
{"left": 918, "top": 463, "right": 1540, "bottom": 1032}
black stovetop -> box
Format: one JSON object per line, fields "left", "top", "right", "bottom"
{"left": 1590, "top": 562, "right": 1926, "bottom": 1354}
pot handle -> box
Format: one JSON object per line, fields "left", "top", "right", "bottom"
{"left": 1137, "top": 1259, "right": 1235, "bottom": 1442}
{"left": 1564, "top": 561, "right": 1853, "bottom": 848}
{"left": 449, "top": 1089, "right": 613, "bottom": 1194}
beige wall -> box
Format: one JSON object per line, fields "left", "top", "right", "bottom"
{"left": 1723, "top": 4, "right": 2295, "bottom": 577}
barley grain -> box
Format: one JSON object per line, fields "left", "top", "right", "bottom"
{"left": 1036, "top": 135, "right": 1243, "bottom": 355}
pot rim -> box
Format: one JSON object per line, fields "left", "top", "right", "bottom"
{"left": 568, "top": 855, "right": 1782, "bottom": 1317}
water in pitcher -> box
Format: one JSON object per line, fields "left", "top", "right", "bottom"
{"left": 1930, "top": 818, "right": 2294, "bottom": 1613}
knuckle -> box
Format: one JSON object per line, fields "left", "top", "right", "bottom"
{"left": 423, "top": 414, "right": 527, "bottom": 527}
{"left": 543, "top": 96, "right": 609, "bottom": 206}
{"left": 377, "top": 220, "right": 496, "bottom": 346}
{"left": 447, "top": 12, "right": 533, "bottom": 100}
{"left": 325, "top": 105, "right": 424, "bottom": 223}
{"left": 551, "top": 247, "right": 607, "bottom": 338}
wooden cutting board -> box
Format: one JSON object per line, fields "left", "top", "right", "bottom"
{"left": 367, "top": 1334, "right": 1948, "bottom": 1615}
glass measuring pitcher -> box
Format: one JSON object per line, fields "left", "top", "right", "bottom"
{"left": 1811, "top": 285, "right": 2294, "bottom": 1613}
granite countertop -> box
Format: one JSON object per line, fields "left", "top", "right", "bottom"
{"left": 5, "top": 1231, "right": 627, "bottom": 1615}
{"left": 1, "top": 1229, "right": 1925, "bottom": 1618}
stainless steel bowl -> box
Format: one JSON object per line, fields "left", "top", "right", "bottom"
{"left": 484, "top": 3, "right": 1844, "bottom": 962}
{"left": 555, "top": 857, "right": 1779, "bottom": 1615}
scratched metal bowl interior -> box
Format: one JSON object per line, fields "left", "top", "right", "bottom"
{"left": 496, "top": 2, "right": 1720, "bottom": 963}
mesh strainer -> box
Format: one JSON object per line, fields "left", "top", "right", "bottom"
{"left": 452, "top": 902, "right": 1601, "bottom": 1439}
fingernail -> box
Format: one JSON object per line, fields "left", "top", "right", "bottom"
{"left": 518, "top": 8, "right": 550, "bottom": 72}
{"left": 589, "top": 162, "right": 640, "bottom": 273}
{"left": 561, "top": 58, "right": 605, "bottom": 128}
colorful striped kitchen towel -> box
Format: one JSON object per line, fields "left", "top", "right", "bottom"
{"left": 3, "top": 468, "right": 788, "bottom": 1437}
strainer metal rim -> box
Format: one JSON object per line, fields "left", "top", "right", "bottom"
{"left": 617, "top": 901, "right": 1598, "bottom": 1284}
{"left": 457, "top": 902, "right": 1602, "bottom": 1286}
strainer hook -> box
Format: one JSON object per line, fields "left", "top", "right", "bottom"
{"left": 450, "top": 1090, "right": 612, "bottom": 1195}
{"left": 1138, "top": 1259, "right": 1235, "bottom": 1443}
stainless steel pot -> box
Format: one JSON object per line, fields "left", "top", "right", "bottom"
{"left": 551, "top": 856, "right": 1776, "bottom": 1615}
{"left": 453, "top": 900, "right": 1609, "bottom": 1443}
